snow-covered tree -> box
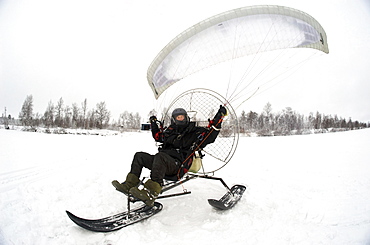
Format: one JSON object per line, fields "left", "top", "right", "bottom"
{"left": 19, "top": 95, "right": 34, "bottom": 126}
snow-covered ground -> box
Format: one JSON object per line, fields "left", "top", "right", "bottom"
{"left": 1, "top": 128, "right": 369, "bottom": 245}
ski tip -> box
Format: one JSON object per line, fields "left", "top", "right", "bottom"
{"left": 66, "top": 210, "right": 75, "bottom": 219}
{"left": 152, "top": 202, "right": 163, "bottom": 210}
{"left": 207, "top": 199, "right": 220, "bottom": 204}
{"left": 66, "top": 210, "right": 83, "bottom": 221}
{"left": 232, "top": 184, "right": 247, "bottom": 190}
{"left": 208, "top": 199, "right": 228, "bottom": 210}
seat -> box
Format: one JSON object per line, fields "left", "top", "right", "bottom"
{"left": 164, "top": 174, "right": 179, "bottom": 181}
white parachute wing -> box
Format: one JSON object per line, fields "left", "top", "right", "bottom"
{"left": 147, "top": 5, "right": 329, "bottom": 99}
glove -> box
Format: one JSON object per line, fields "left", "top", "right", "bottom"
{"left": 217, "top": 105, "right": 227, "bottom": 117}
{"left": 211, "top": 105, "right": 227, "bottom": 129}
{"left": 149, "top": 116, "right": 163, "bottom": 131}
{"left": 149, "top": 116, "right": 157, "bottom": 123}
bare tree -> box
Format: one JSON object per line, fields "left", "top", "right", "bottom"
{"left": 19, "top": 95, "right": 34, "bottom": 126}
{"left": 81, "top": 99, "right": 87, "bottom": 129}
{"left": 95, "top": 101, "right": 110, "bottom": 129}
{"left": 148, "top": 109, "right": 157, "bottom": 118}
{"left": 87, "top": 109, "right": 96, "bottom": 129}
{"left": 239, "top": 110, "right": 247, "bottom": 133}
{"left": 64, "top": 105, "right": 72, "bottom": 128}
{"left": 120, "top": 111, "right": 141, "bottom": 130}
{"left": 133, "top": 112, "right": 141, "bottom": 129}
{"left": 43, "top": 100, "right": 55, "bottom": 127}
{"left": 246, "top": 111, "right": 258, "bottom": 130}
{"left": 55, "top": 97, "right": 64, "bottom": 127}
{"left": 72, "top": 103, "right": 79, "bottom": 128}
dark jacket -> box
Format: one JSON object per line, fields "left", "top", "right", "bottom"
{"left": 151, "top": 121, "right": 219, "bottom": 163}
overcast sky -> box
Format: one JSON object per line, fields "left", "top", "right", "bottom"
{"left": 1, "top": 0, "right": 370, "bottom": 122}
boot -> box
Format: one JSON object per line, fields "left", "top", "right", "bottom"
{"left": 129, "top": 179, "right": 162, "bottom": 207}
{"left": 112, "top": 173, "right": 140, "bottom": 195}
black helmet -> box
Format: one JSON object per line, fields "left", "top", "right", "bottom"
{"left": 171, "top": 108, "right": 189, "bottom": 126}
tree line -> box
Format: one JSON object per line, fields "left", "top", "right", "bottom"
{"left": 16, "top": 95, "right": 141, "bottom": 130}
{"left": 4, "top": 95, "right": 369, "bottom": 134}
{"left": 239, "top": 102, "right": 368, "bottom": 136}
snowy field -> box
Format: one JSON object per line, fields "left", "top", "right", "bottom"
{"left": 1, "top": 128, "right": 369, "bottom": 245}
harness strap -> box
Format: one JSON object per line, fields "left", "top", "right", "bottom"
{"left": 175, "top": 116, "right": 224, "bottom": 181}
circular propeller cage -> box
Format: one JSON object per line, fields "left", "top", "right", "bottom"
{"left": 161, "top": 88, "right": 239, "bottom": 174}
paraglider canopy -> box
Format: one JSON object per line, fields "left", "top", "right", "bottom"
{"left": 147, "top": 5, "right": 329, "bottom": 99}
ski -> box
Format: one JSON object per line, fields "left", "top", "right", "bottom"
{"left": 66, "top": 202, "right": 163, "bottom": 232}
{"left": 208, "top": 184, "right": 246, "bottom": 210}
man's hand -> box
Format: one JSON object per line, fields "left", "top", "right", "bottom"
{"left": 217, "top": 105, "right": 227, "bottom": 117}
{"left": 149, "top": 116, "right": 157, "bottom": 123}
{"left": 210, "top": 105, "right": 227, "bottom": 129}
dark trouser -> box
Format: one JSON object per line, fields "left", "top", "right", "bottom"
{"left": 130, "top": 152, "right": 180, "bottom": 184}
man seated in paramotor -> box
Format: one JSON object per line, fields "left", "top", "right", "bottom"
{"left": 112, "top": 105, "right": 227, "bottom": 207}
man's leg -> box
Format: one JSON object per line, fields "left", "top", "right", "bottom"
{"left": 150, "top": 152, "right": 180, "bottom": 184}
{"left": 112, "top": 152, "right": 154, "bottom": 194}
{"left": 130, "top": 152, "right": 180, "bottom": 206}
{"left": 130, "top": 152, "right": 155, "bottom": 177}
